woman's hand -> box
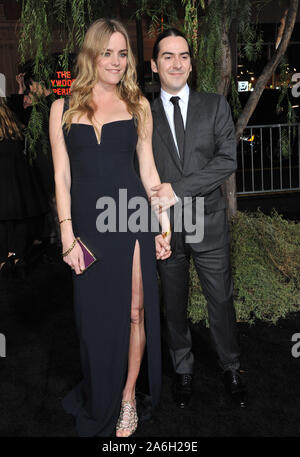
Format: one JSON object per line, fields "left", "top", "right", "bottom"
{"left": 62, "top": 236, "right": 85, "bottom": 274}
{"left": 155, "top": 233, "right": 172, "bottom": 261}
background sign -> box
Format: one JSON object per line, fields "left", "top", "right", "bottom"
{"left": 51, "top": 71, "right": 75, "bottom": 96}
{"left": 238, "top": 81, "right": 249, "bottom": 92}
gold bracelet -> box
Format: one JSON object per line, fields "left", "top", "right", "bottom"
{"left": 161, "top": 228, "right": 171, "bottom": 239}
{"left": 59, "top": 218, "right": 72, "bottom": 224}
{"left": 62, "top": 238, "right": 77, "bottom": 257}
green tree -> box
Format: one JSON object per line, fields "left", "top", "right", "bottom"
{"left": 136, "top": 0, "right": 299, "bottom": 217}
{"left": 18, "top": 0, "right": 299, "bottom": 216}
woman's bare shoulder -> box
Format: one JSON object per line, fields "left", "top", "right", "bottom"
{"left": 139, "top": 95, "right": 150, "bottom": 110}
{"left": 50, "top": 98, "right": 65, "bottom": 116}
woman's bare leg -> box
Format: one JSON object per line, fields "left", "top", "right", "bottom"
{"left": 116, "top": 240, "right": 145, "bottom": 437}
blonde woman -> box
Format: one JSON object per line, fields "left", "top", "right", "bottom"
{"left": 49, "top": 19, "right": 171, "bottom": 437}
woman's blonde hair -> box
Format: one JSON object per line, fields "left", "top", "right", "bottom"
{"left": 0, "top": 98, "right": 23, "bottom": 141}
{"left": 63, "top": 18, "right": 147, "bottom": 139}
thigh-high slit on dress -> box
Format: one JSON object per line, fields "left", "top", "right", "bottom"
{"left": 61, "top": 97, "right": 161, "bottom": 437}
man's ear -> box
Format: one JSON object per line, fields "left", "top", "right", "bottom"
{"left": 151, "top": 59, "right": 158, "bottom": 73}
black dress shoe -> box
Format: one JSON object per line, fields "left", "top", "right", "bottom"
{"left": 223, "top": 369, "right": 248, "bottom": 408}
{"left": 136, "top": 391, "right": 152, "bottom": 424}
{"left": 172, "top": 373, "right": 193, "bottom": 409}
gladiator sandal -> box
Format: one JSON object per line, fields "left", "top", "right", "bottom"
{"left": 116, "top": 398, "right": 138, "bottom": 436}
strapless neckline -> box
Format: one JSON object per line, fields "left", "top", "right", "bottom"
{"left": 70, "top": 118, "right": 134, "bottom": 146}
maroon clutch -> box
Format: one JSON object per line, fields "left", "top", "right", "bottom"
{"left": 76, "top": 237, "right": 97, "bottom": 272}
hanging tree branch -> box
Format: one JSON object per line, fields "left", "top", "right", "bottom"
{"left": 216, "top": 0, "right": 232, "bottom": 96}
{"left": 17, "top": 0, "right": 298, "bottom": 168}
{"left": 275, "top": 8, "right": 288, "bottom": 48}
{"left": 235, "top": 0, "right": 299, "bottom": 141}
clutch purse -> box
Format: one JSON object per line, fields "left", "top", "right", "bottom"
{"left": 76, "top": 237, "right": 98, "bottom": 272}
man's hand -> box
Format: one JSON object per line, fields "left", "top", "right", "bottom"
{"left": 155, "top": 234, "right": 171, "bottom": 260}
{"left": 150, "top": 183, "right": 176, "bottom": 212}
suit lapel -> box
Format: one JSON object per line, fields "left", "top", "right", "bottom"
{"left": 152, "top": 97, "right": 183, "bottom": 172}
{"left": 183, "top": 90, "right": 202, "bottom": 171}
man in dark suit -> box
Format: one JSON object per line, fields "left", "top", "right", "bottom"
{"left": 150, "top": 28, "right": 247, "bottom": 409}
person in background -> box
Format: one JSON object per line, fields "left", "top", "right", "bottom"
{"left": 0, "top": 97, "right": 48, "bottom": 278}
{"left": 8, "top": 68, "right": 57, "bottom": 246}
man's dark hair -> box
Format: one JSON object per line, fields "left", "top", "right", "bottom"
{"left": 152, "top": 28, "right": 191, "bottom": 61}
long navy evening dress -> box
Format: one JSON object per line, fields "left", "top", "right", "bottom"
{"left": 61, "top": 97, "right": 161, "bottom": 437}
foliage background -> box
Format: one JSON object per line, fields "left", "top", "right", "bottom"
{"left": 17, "top": 0, "right": 297, "bottom": 159}
{"left": 17, "top": 1, "right": 300, "bottom": 326}
{"left": 188, "top": 210, "right": 300, "bottom": 326}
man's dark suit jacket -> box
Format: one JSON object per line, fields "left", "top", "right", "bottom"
{"left": 151, "top": 90, "right": 237, "bottom": 252}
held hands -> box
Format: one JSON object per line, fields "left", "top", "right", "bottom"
{"left": 151, "top": 183, "right": 173, "bottom": 260}
{"left": 155, "top": 233, "right": 172, "bottom": 261}
{"left": 150, "top": 183, "right": 176, "bottom": 213}
{"left": 64, "top": 235, "right": 171, "bottom": 267}
{"left": 62, "top": 235, "right": 85, "bottom": 275}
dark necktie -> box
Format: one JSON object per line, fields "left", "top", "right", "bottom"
{"left": 170, "top": 96, "right": 185, "bottom": 161}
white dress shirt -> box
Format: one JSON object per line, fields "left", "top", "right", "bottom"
{"left": 160, "top": 84, "right": 190, "bottom": 157}
{"left": 160, "top": 84, "right": 190, "bottom": 203}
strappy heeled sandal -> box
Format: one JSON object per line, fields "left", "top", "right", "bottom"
{"left": 116, "top": 398, "right": 138, "bottom": 437}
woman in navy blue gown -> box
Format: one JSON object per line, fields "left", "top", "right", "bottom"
{"left": 49, "top": 19, "right": 172, "bottom": 437}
